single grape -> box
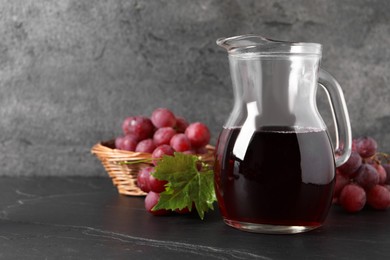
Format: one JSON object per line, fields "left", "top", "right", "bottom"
{"left": 185, "top": 122, "right": 211, "bottom": 148}
{"left": 153, "top": 127, "right": 176, "bottom": 146}
{"left": 151, "top": 144, "right": 175, "bottom": 165}
{"left": 170, "top": 133, "right": 192, "bottom": 152}
{"left": 122, "top": 116, "right": 154, "bottom": 141}
{"left": 175, "top": 116, "right": 189, "bottom": 133}
{"left": 339, "top": 184, "right": 366, "bottom": 213}
{"left": 135, "top": 139, "right": 156, "bottom": 153}
{"left": 116, "top": 134, "right": 138, "bottom": 151}
{"left": 354, "top": 163, "right": 379, "bottom": 189}
{"left": 151, "top": 108, "right": 176, "bottom": 128}
{"left": 366, "top": 185, "right": 390, "bottom": 210}
{"left": 149, "top": 174, "right": 168, "bottom": 193}
{"left": 337, "top": 151, "right": 362, "bottom": 178}
{"left": 334, "top": 171, "right": 350, "bottom": 199}
{"left": 355, "top": 136, "right": 378, "bottom": 158}
{"left": 144, "top": 191, "right": 170, "bottom": 216}
{"left": 137, "top": 167, "right": 153, "bottom": 193}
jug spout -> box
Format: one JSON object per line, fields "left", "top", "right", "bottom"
{"left": 217, "top": 34, "right": 321, "bottom": 56}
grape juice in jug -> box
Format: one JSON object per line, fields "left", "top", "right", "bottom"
{"left": 214, "top": 126, "right": 335, "bottom": 228}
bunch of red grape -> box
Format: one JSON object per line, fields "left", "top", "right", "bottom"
{"left": 115, "top": 108, "right": 211, "bottom": 215}
{"left": 334, "top": 136, "right": 390, "bottom": 213}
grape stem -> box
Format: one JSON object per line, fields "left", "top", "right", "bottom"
{"left": 367, "top": 152, "right": 390, "bottom": 165}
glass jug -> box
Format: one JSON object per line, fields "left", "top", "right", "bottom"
{"left": 214, "top": 35, "right": 352, "bottom": 234}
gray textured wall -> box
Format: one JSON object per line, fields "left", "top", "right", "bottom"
{"left": 1, "top": 0, "right": 389, "bottom": 176}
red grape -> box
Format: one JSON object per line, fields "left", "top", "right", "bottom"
{"left": 175, "top": 116, "right": 189, "bottom": 133}
{"left": 355, "top": 136, "right": 377, "bottom": 158}
{"left": 151, "top": 108, "right": 176, "bottom": 128}
{"left": 153, "top": 127, "right": 176, "bottom": 146}
{"left": 149, "top": 175, "right": 168, "bottom": 193}
{"left": 355, "top": 163, "right": 379, "bottom": 189}
{"left": 366, "top": 185, "right": 390, "bottom": 210}
{"left": 137, "top": 167, "right": 153, "bottom": 192}
{"left": 144, "top": 191, "right": 170, "bottom": 215}
{"left": 339, "top": 184, "right": 366, "bottom": 213}
{"left": 151, "top": 144, "right": 175, "bottom": 165}
{"left": 170, "top": 133, "right": 192, "bottom": 152}
{"left": 122, "top": 116, "right": 154, "bottom": 141}
{"left": 135, "top": 139, "right": 156, "bottom": 153}
{"left": 337, "top": 151, "right": 362, "bottom": 177}
{"left": 116, "top": 134, "right": 138, "bottom": 151}
{"left": 185, "top": 122, "right": 211, "bottom": 148}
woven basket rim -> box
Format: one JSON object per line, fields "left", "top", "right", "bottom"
{"left": 91, "top": 140, "right": 156, "bottom": 162}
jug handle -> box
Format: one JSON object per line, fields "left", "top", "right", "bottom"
{"left": 318, "top": 69, "right": 352, "bottom": 167}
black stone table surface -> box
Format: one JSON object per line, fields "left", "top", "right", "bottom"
{"left": 1, "top": 177, "right": 390, "bottom": 259}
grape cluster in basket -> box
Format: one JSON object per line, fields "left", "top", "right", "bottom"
{"left": 115, "top": 108, "right": 211, "bottom": 215}
{"left": 334, "top": 136, "right": 390, "bottom": 213}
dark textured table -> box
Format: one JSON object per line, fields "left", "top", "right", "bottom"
{"left": 0, "top": 177, "right": 389, "bottom": 259}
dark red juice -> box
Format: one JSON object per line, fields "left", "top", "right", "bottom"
{"left": 214, "top": 126, "right": 335, "bottom": 227}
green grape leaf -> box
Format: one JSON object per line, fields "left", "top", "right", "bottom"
{"left": 151, "top": 153, "right": 216, "bottom": 220}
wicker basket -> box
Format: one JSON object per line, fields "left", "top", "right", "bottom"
{"left": 91, "top": 140, "right": 215, "bottom": 196}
